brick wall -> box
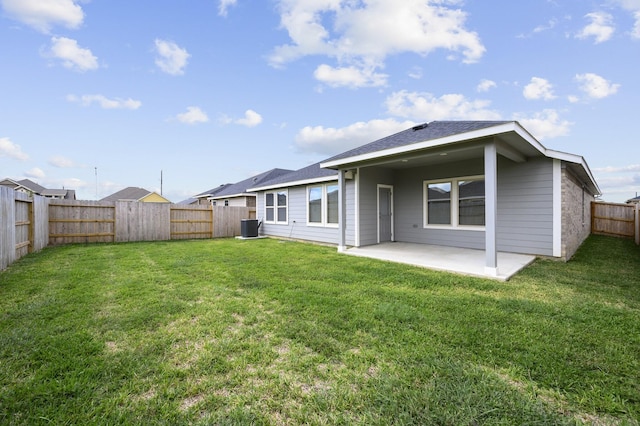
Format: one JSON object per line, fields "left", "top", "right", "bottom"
{"left": 561, "top": 166, "right": 593, "bottom": 260}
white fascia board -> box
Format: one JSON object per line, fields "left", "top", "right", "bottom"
{"left": 208, "top": 192, "right": 256, "bottom": 200}
{"left": 511, "top": 121, "right": 548, "bottom": 155}
{"left": 545, "top": 148, "right": 583, "bottom": 164}
{"left": 546, "top": 149, "right": 601, "bottom": 195}
{"left": 248, "top": 175, "right": 338, "bottom": 193}
{"left": 320, "top": 122, "right": 526, "bottom": 169}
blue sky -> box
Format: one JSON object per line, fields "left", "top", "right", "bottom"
{"left": 1, "top": 0, "right": 639, "bottom": 203}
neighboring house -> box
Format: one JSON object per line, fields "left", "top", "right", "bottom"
{"left": 0, "top": 178, "right": 76, "bottom": 200}
{"left": 192, "top": 169, "right": 293, "bottom": 207}
{"left": 249, "top": 121, "right": 600, "bottom": 276}
{"left": 176, "top": 197, "right": 200, "bottom": 205}
{"left": 100, "top": 187, "right": 171, "bottom": 203}
{"left": 626, "top": 195, "right": 640, "bottom": 205}
{"left": 41, "top": 189, "right": 76, "bottom": 200}
{"left": 189, "top": 184, "right": 232, "bottom": 206}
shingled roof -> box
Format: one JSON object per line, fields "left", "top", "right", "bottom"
{"left": 100, "top": 187, "right": 156, "bottom": 202}
{"left": 208, "top": 168, "right": 293, "bottom": 199}
{"left": 193, "top": 168, "right": 294, "bottom": 200}
{"left": 322, "top": 121, "right": 510, "bottom": 165}
{"left": 248, "top": 162, "right": 338, "bottom": 191}
{"left": 249, "top": 121, "right": 510, "bottom": 191}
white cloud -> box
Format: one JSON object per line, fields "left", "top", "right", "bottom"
{"left": 385, "top": 90, "right": 501, "bottom": 121}
{"left": 610, "top": 1, "right": 640, "bottom": 38}
{"left": 48, "top": 155, "right": 75, "bottom": 168}
{"left": 514, "top": 109, "right": 572, "bottom": 140}
{"left": 534, "top": 18, "right": 558, "bottom": 34}
{"left": 633, "top": 11, "right": 640, "bottom": 38}
{"left": 295, "top": 118, "right": 416, "bottom": 155}
{"left": 235, "top": 109, "right": 263, "bottom": 127}
{"left": 1, "top": 0, "right": 84, "bottom": 33}
{"left": 313, "top": 64, "right": 388, "bottom": 88}
{"left": 218, "top": 0, "right": 237, "bottom": 16}
{"left": 591, "top": 165, "right": 640, "bottom": 202}
{"left": 523, "top": 77, "right": 556, "bottom": 101}
{"left": 269, "top": 0, "right": 485, "bottom": 86}
{"left": 477, "top": 79, "right": 496, "bottom": 93}
{"left": 154, "top": 39, "right": 190, "bottom": 76}
{"left": 575, "top": 73, "right": 620, "bottom": 99}
{"left": 25, "top": 167, "right": 45, "bottom": 179}
{"left": 67, "top": 94, "right": 142, "bottom": 110}
{"left": 408, "top": 66, "right": 423, "bottom": 80}
{"left": 518, "top": 17, "right": 564, "bottom": 39}
{"left": 0, "top": 137, "right": 29, "bottom": 160}
{"left": 594, "top": 164, "right": 640, "bottom": 173}
{"left": 176, "top": 106, "right": 209, "bottom": 125}
{"left": 47, "top": 36, "right": 98, "bottom": 72}
{"left": 576, "top": 11, "right": 615, "bottom": 43}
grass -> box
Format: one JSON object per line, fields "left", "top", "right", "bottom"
{"left": 0, "top": 235, "right": 639, "bottom": 425}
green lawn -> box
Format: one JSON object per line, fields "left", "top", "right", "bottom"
{"left": 0, "top": 235, "right": 639, "bottom": 425}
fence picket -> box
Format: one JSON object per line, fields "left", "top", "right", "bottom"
{"left": 591, "top": 201, "right": 638, "bottom": 243}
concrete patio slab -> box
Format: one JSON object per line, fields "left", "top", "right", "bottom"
{"left": 344, "top": 242, "right": 536, "bottom": 281}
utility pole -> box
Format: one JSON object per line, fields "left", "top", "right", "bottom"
{"left": 95, "top": 167, "right": 98, "bottom": 200}
{"left": 160, "top": 170, "right": 163, "bottom": 196}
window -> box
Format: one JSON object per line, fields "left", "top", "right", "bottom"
{"left": 424, "top": 176, "right": 485, "bottom": 228}
{"left": 307, "top": 183, "right": 339, "bottom": 226}
{"left": 426, "top": 182, "right": 451, "bottom": 225}
{"left": 265, "top": 190, "right": 288, "bottom": 224}
{"left": 458, "top": 180, "right": 485, "bottom": 226}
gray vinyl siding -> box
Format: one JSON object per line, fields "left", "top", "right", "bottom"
{"left": 256, "top": 181, "right": 355, "bottom": 246}
{"left": 359, "top": 156, "right": 554, "bottom": 255}
{"left": 357, "top": 167, "right": 394, "bottom": 246}
{"left": 496, "top": 157, "right": 553, "bottom": 256}
{"left": 392, "top": 159, "right": 486, "bottom": 249}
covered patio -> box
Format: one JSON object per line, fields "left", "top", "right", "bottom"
{"left": 344, "top": 242, "right": 536, "bottom": 281}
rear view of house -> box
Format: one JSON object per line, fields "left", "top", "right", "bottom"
{"left": 249, "top": 121, "right": 600, "bottom": 278}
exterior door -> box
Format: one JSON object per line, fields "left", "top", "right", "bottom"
{"left": 378, "top": 185, "right": 393, "bottom": 243}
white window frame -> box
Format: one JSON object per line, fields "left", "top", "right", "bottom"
{"left": 264, "top": 189, "right": 288, "bottom": 224}
{"left": 306, "top": 183, "right": 339, "bottom": 228}
{"left": 423, "top": 175, "right": 485, "bottom": 230}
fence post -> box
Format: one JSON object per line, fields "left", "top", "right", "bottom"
{"left": 211, "top": 203, "right": 215, "bottom": 239}
{"left": 28, "top": 199, "right": 34, "bottom": 253}
{"left": 635, "top": 203, "right": 640, "bottom": 245}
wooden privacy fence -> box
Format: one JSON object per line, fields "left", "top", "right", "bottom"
{"left": 2, "top": 193, "right": 256, "bottom": 270}
{"left": 48, "top": 200, "right": 254, "bottom": 245}
{"left": 0, "top": 187, "right": 49, "bottom": 270}
{"left": 591, "top": 201, "right": 640, "bottom": 245}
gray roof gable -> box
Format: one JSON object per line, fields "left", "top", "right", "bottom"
{"left": 248, "top": 162, "right": 338, "bottom": 191}
{"left": 17, "top": 179, "right": 46, "bottom": 193}
{"left": 249, "top": 121, "right": 508, "bottom": 191}
{"left": 323, "top": 121, "right": 510, "bottom": 164}
{"left": 195, "top": 168, "right": 294, "bottom": 199}
{"left": 210, "top": 168, "right": 293, "bottom": 198}
{"left": 100, "top": 187, "right": 151, "bottom": 202}
{"left": 194, "top": 183, "right": 232, "bottom": 198}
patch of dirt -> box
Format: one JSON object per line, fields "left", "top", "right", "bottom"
{"left": 180, "top": 394, "right": 204, "bottom": 411}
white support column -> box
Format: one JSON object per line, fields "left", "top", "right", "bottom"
{"left": 484, "top": 142, "right": 498, "bottom": 277}
{"left": 337, "top": 169, "right": 347, "bottom": 252}
{"left": 552, "top": 159, "right": 562, "bottom": 257}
